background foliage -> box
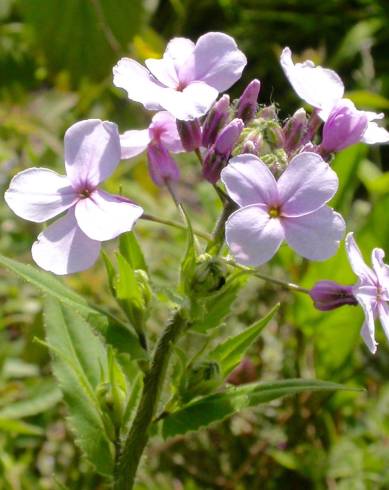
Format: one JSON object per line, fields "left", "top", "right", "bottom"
{"left": 1, "top": 0, "right": 389, "bottom": 488}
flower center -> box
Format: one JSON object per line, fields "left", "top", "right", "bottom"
{"left": 268, "top": 207, "right": 280, "bottom": 218}
{"left": 79, "top": 188, "right": 92, "bottom": 199}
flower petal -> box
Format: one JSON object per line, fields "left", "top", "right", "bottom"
{"left": 64, "top": 119, "right": 121, "bottom": 189}
{"left": 361, "top": 121, "right": 389, "bottom": 144}
{"left": 149, "top": 111, "right": 184, "bottom": 153}
{"left": 193, "top": 32, "right": 247, "bottom": 92}
{"left": 120, "top": 129, "right": 151, "bottom": 159}
{"left": 378, "top": 302, "right": 389, "bottom": 344}
{"left": 5, "top": 168, "right": 77, "bottom": 222}
{"left": 75, "top": 190, "right": 143, "bottom": 241}
{"left": 225, "top": 205, "right": 284, "bottom": 266}
{"left": 282, "top": 206, "right": 345, "bottom": 260}
{"left": 278, "top": 152, "right": 339, "bottom": 216}
{"left": 31, "top": 209, "right": 100, "bottom": 275}
{"left": 161, "top": 82, "right": 218, "bottom": 120}
{"left": 371, "top": 248, "right": 389, "bottom": 293}
{"left": 345, "top": 232, "right": 376, "bottom": 284}
{"left": 356, "top": 294, "right": 378, "bottom": 354}
{"left": 280, "top": 47, "right": 344, "bottom": 111}
{"left": 113, "top": 58, "right": 164, "bottom": 110}
{"left": 164, "top": 37, "right": 196, "bottom": 84}
{"left": 221, "top": 154, "right": 278, "bottom": 207}
{"left": 145, "top": 58, "right": 179, "bottom": 88}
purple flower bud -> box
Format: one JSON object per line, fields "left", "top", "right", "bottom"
{"left": 201, "top": 95, "right": 230, "bottom": 147}
{"left": 309, "top": 280, "right": 358, "bottom": 311}
{"left": 146, "top": 141, "right": 180, "bottom": 187}
{"left": 321, "top": 100, "right": 368, "bottom": 153}
{"left": 176, "top": 119, "right": 202, "bottom": 152}
{"left": 203, "top": 118, "right": 244, "bottom": 183}
{"left": 236, "top": 79, "right": 261, "bottom": 124}
{"left": 283, "top": 108, "right": 308, "bottom": 154}
{"left": 215, "top": 118, "right": 244, "bottom": 155}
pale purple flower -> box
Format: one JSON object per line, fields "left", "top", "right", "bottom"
{"left": 221, "top": 152, "right": 345, "bottom": 266}
{"left": 120, "top": 111, "right": 182, "bottom": 186}
{"left": 202, "top": 94, "right": 231, "bottom": 147}
{"left": 176, "top": 119, "right": 202, "bottom": 151}
{"left": 345, "top": 233, "right": 389, "bottom": 354}
{"left": 321, "top": 99, "right": 368, "bottom": 153}
{"left": 120, "top": 111, "right": 183, "bottom": 159}
{"left": 280, "top": 47, "right": 389, "bottom": 145}
{"left": 4, "top": 119, "right": 143, "bottom": 275}
{"left": 113, "top": 32, "right": 247, "bottom": 121}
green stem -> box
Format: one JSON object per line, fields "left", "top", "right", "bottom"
{"left": 206, "top": 199, "right": 238, "bottom": 255}
{"left": 223, "top": 258, "right": 309, "bottom": 294}
{"left": 141, "top": 213, "right": 211, "bottom": 242}
{"left": 114, "top": 310, "right": 188, "bottom": 490}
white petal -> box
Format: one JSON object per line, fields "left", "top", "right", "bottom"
{"left": 378, "top": 302, "right": 389, "bottom": 344}
{"left": 282, "top": 207, "right": 345, "bottom": 261}
{"left": 75, "top": 190, "right": 143, "bottom": 241}
{"left": 64, "top": 119, "right": 121, "bottom": 188}
{"left": 356, "top": 294, "right": 377, "bottom": 354}
{"left": 371, "top": 248, "right": 389, "bottom": 293}
{"left": 31, "top": 209, "right": 100, "bottom": 275}
{"left": 161, "top": 82, "right": 218, "bottom": 120}
{"left": 149, "top": 111, "right": 183, "bottom": 153}
{"left": 193, "top": 32, "right": 247, "bottom": 92}
{"left": 145, "top": 58, "right": 179, "bottom": 88}
{"left": 280, "top": 47, "right": 344, "bottom": 111}
{"left": 113, "top": 58, "right": 164, "bottom": 110}
{"left": 221, "top": 154, "right": 278, "bottom": 207}
{"left": 345, "top": 232, "right": 376, "bottom": 284}
{"left": 5, "top": 168, "right": 77, "bottom": 222}
{"left": 120, "top": 129, "right": 151, "bottom": 159}
{"left": 278, "top": 152, "right": 339, "bottom": 216}
{"left": 361, "top": 121, "right": 389, "bottom": 144}
{"left": 164, "top": 37, "right": 196, "bottom": 84}
{"left": 225, "top": 205, "right": 284, "bottom": 266}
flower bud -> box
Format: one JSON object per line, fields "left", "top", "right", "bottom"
{"left": 236, "top": 79, "right": 261, "bottom": 124}
{"left": 227, "top": 357, "right": 257, "bottom": 385}
{"left": 283, "top": 108, "right": 308, "bottom": 154}
{"left": 146, "top": 141, "right": 180, "bottom": 187}
{"left": 181, "top": 361, "right": 223, "bottom": 402}
{"left": 176, "top": 119, "right": 202, "bottom": 151}
{"left": 258, "top": 104, "right": 277, "bottom": 120}
{"left": 321, "top": 100, "right": 368, "bottom": 153}
{"left": 309, "top": 280, "right": 358, "bottom": 311}
{"left": 203, "top": 118, "right": 244, "bottom": 183}
{"left": 202, "top": 95, "right": 230, "bottom": 147}
{"left": 190, "top": 254, "right": 227, "bottom": 297}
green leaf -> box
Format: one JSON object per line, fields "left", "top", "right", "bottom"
{"left": 0, "top": 380, "right": 62, "bottom": 419}
{"left": 0, "top": 417, "right": 44, "bottom": 436}
{"left": 162, "top": 379, "right": 361, "bottom": 438}
{"left": 115, "top": 254, "right": 144, "bottom": 308}
{"left": 208, "top": 304, "right": 279, "bottom": 377}
{"left": 0, "top": 253, "right": 146, "bottom": 360}
{"left": 119, "top": 232, "right": 147, "bottom": 272}
{"left": 43, "top": 297, "right": 114, "bottom": 477}
{"left": 21, "top": 0, "right": 145, "bottom": 83}
{"left": 346, "top": 90, "right": 389, "bottom": 110}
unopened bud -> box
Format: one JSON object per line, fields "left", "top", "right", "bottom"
{"left": 202, "top": 95, "right": 230, "bottom": 147}
{"left": 283, "top": 108, "right": 308, "bottom": 154}
{"left": 309, "top": 280, "right": 358, "bottom": 311}
{"left": 237, "top": 79, "right": 261, "bottom": 124}
{"left": 258, "top": 104, "right": 277, "bottom": 120}
{"left": 146, "top": 141, "right": 180, "bottom": 187}
{"left": 190, "top": 254, "right": 227, "bottom": 297}
{"left": 176, "top": 119, "right": 202, "bottom": 152}
{"left": 203, "top": 118, "right": 244, "bottom": 183}
{"left": 321, "top": 100, "right": 368, "bottom": 154}
{"left": 181, "top": 361, "right": 222, "bottom": 401}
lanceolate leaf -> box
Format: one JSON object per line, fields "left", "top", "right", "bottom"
{"left": 119, "top": 231, "right": 148, "bottom": 272}
{"left": 161, "top": 379, "right": 361, "bottom": 439}
{"left": 0, "top": 253, "right": 146, "bottom": 360}
{"left": 208, "top": 304, "right": 279, "bottom": 377}
{"left": 43, "top": 297, "right": 114, "bottom": 477}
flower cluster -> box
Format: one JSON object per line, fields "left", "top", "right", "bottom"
{"left": 4, "top": 34, "right": 389, "bottom": 353}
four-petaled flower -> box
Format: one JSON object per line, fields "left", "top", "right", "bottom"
{"left": 221, "top": 152, "right": 345, "bottom": 266}
{"left": 345, "top": 233, "right": 389, "bottom": 354}
{"left": 5, "top": 119, "right": 143, "bottom": 275}
{"left": 280, "top": 47, "right": 389, "bottom": 145}
{"left": 113, "top": 32, "right": 247, "bottom": 121}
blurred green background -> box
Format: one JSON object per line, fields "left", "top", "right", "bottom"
{"left": 1, "top": 0, "right": 389, "bottom": 488}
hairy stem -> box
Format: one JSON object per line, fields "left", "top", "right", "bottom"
{"left": 206, "top": 199, "right": 238, "bottom": 255}
{"left": 141, "top": 213, "right": 211, "bottom": 242}
{"left": 114, "top": 310, "right": 187, "bottom": 489}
